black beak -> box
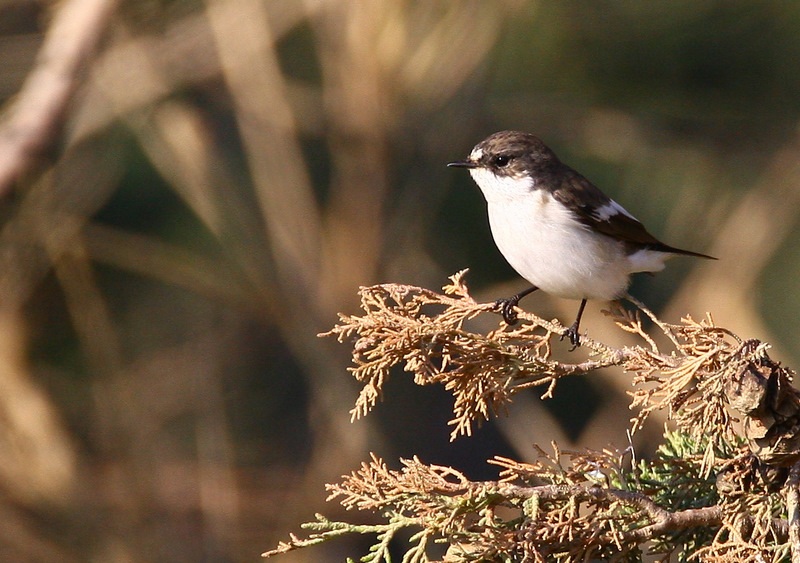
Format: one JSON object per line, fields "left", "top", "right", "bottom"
{"left": 447, "top": 160, "right": 478, "bottom": 169}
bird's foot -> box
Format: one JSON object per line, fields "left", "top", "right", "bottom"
{"left": 560, "top": 322, "right": 582, "bottom": 351}
{"left": 493, "top": 287, "right": 539, "bottom": 326}
{"left": 493, "top": 297, "right": 520, "bottom": 325}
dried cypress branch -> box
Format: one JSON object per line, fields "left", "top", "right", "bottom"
{"left": 266, "top": 273, "right": 800, "bottom": 561}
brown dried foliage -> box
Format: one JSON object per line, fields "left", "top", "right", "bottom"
{"left": 266, "top": 273, "right": 800, "bottom": 561}
{"left": 322, "top": 270, "right": 626, "bottom": 439}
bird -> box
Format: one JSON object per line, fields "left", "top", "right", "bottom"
{"left": 448, "top": 130, "right": 715, "bottom": 348}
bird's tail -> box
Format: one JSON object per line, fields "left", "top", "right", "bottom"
{"left": 651, "top": 243, "right": 717, "bottom": 260}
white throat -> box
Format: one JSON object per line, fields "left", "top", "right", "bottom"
{"left": 469, "top": 168, "right": 535, "bottom": 204}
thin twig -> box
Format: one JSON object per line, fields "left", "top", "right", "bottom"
{"left": 625, "top": 292, "right": 683, "bottom": 351}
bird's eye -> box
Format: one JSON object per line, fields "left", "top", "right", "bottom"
{"left": 493, "top": 155, "right": 511, "bottom": 167}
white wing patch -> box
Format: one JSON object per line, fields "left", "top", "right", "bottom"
{"left": 593, "top": 199, "right": 637, "bottom": 222}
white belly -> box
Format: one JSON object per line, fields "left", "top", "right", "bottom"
{"left": 486, "top": 192, "right": 650, "bottom": 301}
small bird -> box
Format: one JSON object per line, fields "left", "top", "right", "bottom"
{"left": 448, "top": 130, "right": 715, "bottom": 348}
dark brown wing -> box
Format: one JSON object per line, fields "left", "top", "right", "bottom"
{"left": 551, "top": 167, "right": 716, "bottom": 259}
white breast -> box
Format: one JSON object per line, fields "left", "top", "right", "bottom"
{"left": 485, "top": 189, "right": 638, "bottom": 301}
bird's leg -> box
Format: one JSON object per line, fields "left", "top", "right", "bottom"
{"left": 561, "top": 299, "right": 587, "bottom": 350}
{"left": 494, "top": 286, "right": 538, "bottom": 325}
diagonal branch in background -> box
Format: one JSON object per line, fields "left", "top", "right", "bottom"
{"left": 0, "top": 0, "right": 119, "bottom": 197}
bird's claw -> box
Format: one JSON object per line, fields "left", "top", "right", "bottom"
{"left": 494, "top": 298, "right": 520, "bottom": 325}
{"left": 560, "top": 323, "right": 582, "bottom": 351}
{"left": 497, "top": 298, "right": 583, "bottom": 350}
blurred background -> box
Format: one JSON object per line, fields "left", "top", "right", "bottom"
{"left": 1, "top": 0, "right": 800, "bottom": 560}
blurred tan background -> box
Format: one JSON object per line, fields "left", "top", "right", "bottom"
{"left": 1, "top": 0, "right": 799, "bottom": 560}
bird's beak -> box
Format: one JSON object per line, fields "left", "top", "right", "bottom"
{"left": 447, "top": 160, "right": 478, "bottom": 169}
